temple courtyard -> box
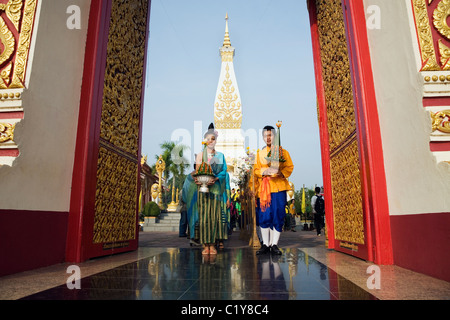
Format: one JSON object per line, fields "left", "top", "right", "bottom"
{"left": 1, "top": 227, "right": 449, "bottom": 301}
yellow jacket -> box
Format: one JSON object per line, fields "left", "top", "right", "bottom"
{"left": 289, "top": 202, "right": 296, "bottom": 215}
{"left": 254, "top": 147, "right": 294, "bottom": 193}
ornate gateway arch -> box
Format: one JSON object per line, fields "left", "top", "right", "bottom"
{"left": 1, "top": 0, "right": 449, "bottom": 282}
{"left": 62, "top": 0, "right": 391, "bottom": 264}
{"left": 65, "top": 0, "right": 394, "bottom": 264}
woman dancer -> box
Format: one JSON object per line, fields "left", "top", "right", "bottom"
{"left": 194, "top": 123, "right": 228, "bottom": 255}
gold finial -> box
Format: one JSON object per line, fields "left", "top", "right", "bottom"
{"left": 223, "top": 13, "right": 231, "bottom": 47}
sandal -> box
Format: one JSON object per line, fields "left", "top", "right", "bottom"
{"left": 202, "top": 245, "right": 210, "bottom": 255}
{"left": 209, "top": 245, "right": 217, "bottom": 255}
{"left": 218, "top": 242, "right": 224, "bottom": 249}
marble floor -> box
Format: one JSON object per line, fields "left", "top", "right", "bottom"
{"left": 1, "top": 229, "right": 449, "bottom": 301}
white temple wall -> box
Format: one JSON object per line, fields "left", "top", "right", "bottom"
{"left": 0, "top": 0, "right": 91, "bottom": 211}
{"left": 364, "top": 0, "right": 450, "bottom": 216}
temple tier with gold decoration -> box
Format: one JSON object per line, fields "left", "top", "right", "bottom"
{"left": 213, "top": 14, "right": 247, "bottom": 187}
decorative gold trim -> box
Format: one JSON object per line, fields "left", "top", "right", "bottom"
{"left": 412, "top": 0, "right": 441, "bottom": 71}
{"left": 214, "top": 64, "right": 242, "bottom": 129}
{"left": 93, "top": 146, "right": 138, "bottom": 244}
{"left": 99, "top": 0, "right": 148, "bottom": 156}
{"left": 0, "top": 62, "right": 13, "bottom": 88}
{"left": 329, "top": 130, "right": 357, "bottom": 158}
{"left": 0, "top": 89, "right": 21, "bottom": 100}
{"left": 316, "top": 0, "right": 357, "bottom": 150}
{"left": 0, "top": 16, "right": 15, "bottom": 66}
{"left": 434, "top": 0, "right": 450, "bottom": 41}
{"left": 316, "top": 0, "right": 365, "bottom": 245}
{"left": 339, "top": 242, "right": 359, "bottom": 251}
{"left": 93, "top": 0, "right": 149, "bottom": 244}
{"left": 221, "top": 51, "right": 234, "bottom": 62}
{"left": 223, "top": 13, "right": 231, "bottom": 47}
{"left": 155, "top": 154, "right": 165, "bottom": 174}
{"left": 431, "top": 109, "right": 450, "bottom": 133}
{"left": 423, "top": 73, "right": 450, "bottom": 81}
{"left": 10, "top": 0, "right": 38, "bottom": 89}
{"left": 0, "top": 123, "right": 15, "bottom": 143}
{"left": 6, "top": 0, "right": 23, "bottom": 31}
{"left": 330, "top": 139, "right": 365, "bottom": 245}
{"left": 438, "top": 39, "right": 450, "bottom": 69}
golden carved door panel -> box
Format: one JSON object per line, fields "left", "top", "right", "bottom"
{"left": 91, "top": 0, "right": 149, "bottom": 249}
{"left": 311, "top": 0, "right": 371, "bottom": 260}
{"left": 68, "top": 0, "right": 150, "bottom": 261}
{"left": 90, "top": 0, "right": 149, "bottom": 257}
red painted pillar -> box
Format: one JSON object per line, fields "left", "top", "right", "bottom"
{"left": 66, "top": 0, "right": 112, "bottom": 263}
{"left": 307, "top": 0, "right": 336, "bottom": 250}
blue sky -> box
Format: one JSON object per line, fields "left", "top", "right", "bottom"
{"left": 141, "top": 0, "right": 323, "bottom": 190}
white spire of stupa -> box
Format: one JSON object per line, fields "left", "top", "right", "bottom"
{"left": 213, "top": 14, "right": 246, "bottom": 173}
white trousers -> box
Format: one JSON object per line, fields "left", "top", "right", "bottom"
{"left": 260, "top": 227, "right": 281, "bottom": 246}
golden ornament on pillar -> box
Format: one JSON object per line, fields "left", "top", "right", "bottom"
{"left": 431, "top": 109, "right": 450, "bottom": 133}
{"left": 0, "top": 123, "right": 15, "bottom": 143}
{"left": 151, "top": 183, "right": 159, "bottom": 202}
{"left": 141, "top": 155, "right": 147, "bottom": 166}
{"left": 287, "top": 181, "right": 295, "bottom": 199}
{"left": 167, "top": 178, "right": 178, "bottom": 212}
{"left": 155, "top": 155, "right": 166, "bottom": 210}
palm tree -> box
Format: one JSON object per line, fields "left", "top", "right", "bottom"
{"left": 153, "top": 141, "right": 190, "bottom": 203}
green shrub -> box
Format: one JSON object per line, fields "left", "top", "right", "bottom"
{"left": 143, "top": 201, "right": 161, "bottom": 217}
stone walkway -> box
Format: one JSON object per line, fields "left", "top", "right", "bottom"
{"left": 138, "top": 226, "right": 326, "bottom": 249}
{"left": 1, "top": 227, "right": 449, "bottom": 301}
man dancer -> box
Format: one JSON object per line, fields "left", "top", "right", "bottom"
{"left": 254, "top": 125, "right": 294, "bottom": 255}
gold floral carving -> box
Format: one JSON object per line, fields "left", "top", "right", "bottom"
{"left": 99, "top": 0, "right": 148, "bottom": 156}
{"left": 0, "top": 13, "right": 15, "bottom": 67}
{"left": 315, "top": 0, "right": 365, "bottom": 245}
{"left": 412, "top": 0, "right": 441, "bottom": 71}
{"left": 1, "top": 62, "right": 12, "bottom": 84}
{"left": 433, "top": 0, "right": 450, "bottom": 40}
{"left": 10, "top": 0, "right": 37, "bottom": 88}
{"left": 0, "top": 0, "right": 38, "bottom": 89}
{"left": 155, "top": 155, "right": 165, "bottom": 173}
{"left": 214, "top": 64, "right": 242, "bottom": 129}
{"left": 93, "top": 147, "right": 138, "bottom": 244}
{"left": 5, "top": 0, "right": 23, "bottom": 31}
{"left": 330, "top": 139, "right": 365, "bottom": 244}
{"left": 315, "top": 0, "right": 357, "bottom": 151}
{"left": 438, "top": 39, "right": 450, "bottom": 69}
{"left": 0, "top": 123, "right": 15, "bottom": 142}
{"left": 221, "top": 51, "right": 234, "bottom": 62}
{"left": 431, "top": 109, "right": 450, "bottom": 133}
{"left": 93, "top": 0, "right": 149, "bottom": 244}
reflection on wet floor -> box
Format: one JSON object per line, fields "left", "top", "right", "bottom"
{"left": 21, "top": 248, "right": 376, "bottom": 300}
